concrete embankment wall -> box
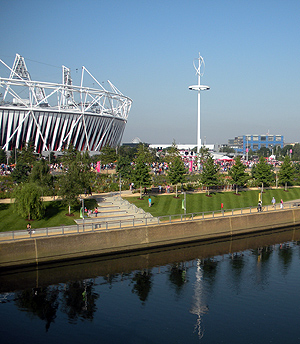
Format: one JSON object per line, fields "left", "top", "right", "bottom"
{"left": 1, "top": 208, "right": 300, "bottom": 268}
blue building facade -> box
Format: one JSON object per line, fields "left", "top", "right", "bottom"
{"left": 228, "top": 135, "right": 284, "bottom": 154}
{"left": 243, "top": 135, "right": 284, "bottom": 154}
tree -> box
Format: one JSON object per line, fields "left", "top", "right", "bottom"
{"left": 116, "top": 155, "right": 132, "bottom": 181}
{"left": 278, "top": 155, "right": 295, "bottom": 189}
{"left": 291, "top": 143, "right": 300, "bottom": 161}
{"left": 118, "top": 145, "right": 138, "bottom": 161}
{"left": 219, "top": 146, "right": 235, "bottom": 154}
{"left": 198, "top": 146, "right": 210, "bottom": 170}
{"left": 251, "top": 156, "right": 274, "bottom": 187}
{"left": 0, "top": 148, "right": 6, "bottom": 164}
{"left": 294, "top": 163, "right": 300, "bottom": 185}
{"left": 11, "top": 161, "right": 31, "bottom": 183}
{"left": 200, "top": 156, "right": 220, "bottom": 195}
{"left": 168, "top": 155, "right": 186, "bottom": 197}
{"left": 256, "top": 147, "right": 271, "bottom": 158}
{"left": 59, "top": 163, "right": 82, "bottom": 215}
{"left": 165, "top": 140, "right": 180, "bottom": 164}
{"left": 132, "top": 145, "right": 152, "bottom": 198}
{"left": 61, "top": 145, "right": 78, "bottom": 166}
{"left": 59, "top": 147, "right": 92, "bottom": 214}
{"left": 13, "top": 182, "right": 45, "bottom": 220}
{"left": 18, "top": 141, "right": 36, "bottom": 166}
{"left": 100, "top": 145, "right": 117, "bottom": 166}
{"left": 229, "top": 156, "right": 249, "bottom": 194}
{"left": 29, "top": 159, "right": 53, "bottom": 191}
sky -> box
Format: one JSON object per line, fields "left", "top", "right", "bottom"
{"left": 1, "top": 0, "right": 300, "bottom": 146}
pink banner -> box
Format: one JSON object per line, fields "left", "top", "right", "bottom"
{"left": 96, "top": 161, "right": 101, "bottom": 173}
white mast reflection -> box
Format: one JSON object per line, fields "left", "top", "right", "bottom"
{"left": 190, "top": 259, "right": 209, "bottom": 339}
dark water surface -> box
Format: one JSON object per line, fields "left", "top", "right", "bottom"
{"left": 1, "top": 227, "right": 300, "bottom": 344}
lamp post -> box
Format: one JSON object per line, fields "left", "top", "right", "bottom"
{"left": 189, "top": 53, "right": 210, "bottom": 171}
{"left": 80, "top": 197, "right": 85, "bottom": 228}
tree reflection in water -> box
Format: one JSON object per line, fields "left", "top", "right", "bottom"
{"left": 61, "top": 279, "right": 99, "bottom": 323}
{"left": 168, "top": 263, "right": 187, "bottom": 296}
{"left": 15, "top": 286, "right": 59, "bottom": 332}
{"left": 131, "top": 270, "right": 153, "bottom": 304}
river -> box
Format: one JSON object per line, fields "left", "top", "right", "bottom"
{"left": 1, "top": 227, "right": 300, "bottom": 343}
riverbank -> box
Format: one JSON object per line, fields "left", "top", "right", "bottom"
{"left": 1, "top": 206, "right": 300, "bottom": 269}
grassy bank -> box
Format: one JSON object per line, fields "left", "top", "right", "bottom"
{"left": 0, "top": 199, "right": 97, "bottom": 232}
{"left": 2, "top": 188, "right": 300, "bottom": 232}
{"left": 125, "top": 188, "right": 300, "bottom": 217}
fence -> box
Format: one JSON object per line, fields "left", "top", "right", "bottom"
{"left": 0, "top": 202, "right": 298, "bottom": 242}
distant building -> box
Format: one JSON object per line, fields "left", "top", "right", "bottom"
{"left": 228, "top": 135, "right": 284, "bottom": 154}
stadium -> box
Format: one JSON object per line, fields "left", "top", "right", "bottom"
{"left": 0, "top": 54, "right": 132, "bottom": 153}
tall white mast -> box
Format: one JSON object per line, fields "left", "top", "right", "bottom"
{"left": 188, "top": 53, "right": 210, "bottom": 170}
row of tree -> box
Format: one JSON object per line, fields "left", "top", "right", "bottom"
{"left": 1, "top": 141, "right": 299, "bottom": 220}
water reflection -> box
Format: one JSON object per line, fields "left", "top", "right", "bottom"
{"left": 15, "top": 286, "right": 59, "bottom": 331}
{"left": 1, "top": 227, "right": 300, "bottom": 343}
{"left": 61, "top": 280, "right": 99, "bottom": 323}
{"left": 190, "top": 260, "right": 208, "bottom": 339}
{"left": 131, "top": 270, "right": 153, "bottom": 303}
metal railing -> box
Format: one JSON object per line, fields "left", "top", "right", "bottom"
{"left": 0, "top": 202, "right": 297, "bottom": 242}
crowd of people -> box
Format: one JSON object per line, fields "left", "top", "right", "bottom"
{"left": 0, "top": 154, "right": 291, "bottom": 178}
{"left": 0, "top": 163, "right": 13, "bottom": 176}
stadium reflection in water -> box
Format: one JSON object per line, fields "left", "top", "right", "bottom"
{"left": 1, "top": 227, "right": 300, "bottom": 343}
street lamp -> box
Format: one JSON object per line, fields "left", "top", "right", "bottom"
{"left": 188, "top": 53, "right": 210, "bottom": 171}
{"left": 80, "top": 197, "right": 85, "bottom": 228}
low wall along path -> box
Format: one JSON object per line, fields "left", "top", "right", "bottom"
{"left": 1, "top": 193, "right": 300, "bottom": 269}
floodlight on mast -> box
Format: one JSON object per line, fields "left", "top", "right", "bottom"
{"left": 188, "top": 53, "right": 210, "bottom": 170}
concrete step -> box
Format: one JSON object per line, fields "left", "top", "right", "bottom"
{"left": 75, "top": 212, "right": 153, "bottom": 225}
{"left": 79, "top": 195, "right": 155, "bottom": 226}
{"left": 92, "top": 210, "right": 128, "bottom": 216}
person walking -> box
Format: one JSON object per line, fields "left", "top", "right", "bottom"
{"left": 27, "top": 223, "right": 31, "bottom": 234}
{"left": 148, "top": 196, "right": 152, "bottom": 207}
{"left": 27, "top": 223, "right": 35, "bottom": 234}
{"left": 280, "top": 199, "right": 283, "bottom": 209}
{"left": 257, "top": 201, "right": 262, "bottom": 212}
{"left": 271, "top": 197, "right": 276, "bottom": 208}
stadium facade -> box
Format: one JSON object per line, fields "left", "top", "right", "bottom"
{"left": 0, "top": 54, "right": 132, "bottom": 153}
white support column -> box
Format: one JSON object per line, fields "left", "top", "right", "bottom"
{"left": 189, "top": 53, "right": 210, "bottom": 171}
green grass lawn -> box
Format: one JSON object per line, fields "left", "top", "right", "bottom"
{"left": 125, "top": 188, "right": 300, "bottom": 217}
{"left": 2, "top": 189, "right": 300, "bottom": 232}
{"left": 0, "top": 198, "right": 97, "bottom": 232}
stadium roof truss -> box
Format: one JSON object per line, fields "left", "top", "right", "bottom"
{"left": 0, "top": 54, "right": 132, "bottom": 152}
